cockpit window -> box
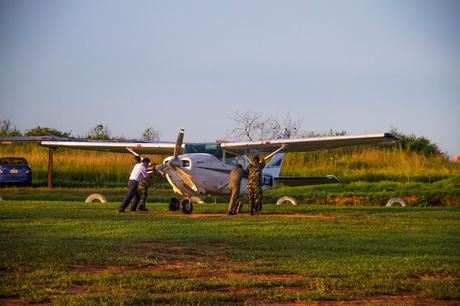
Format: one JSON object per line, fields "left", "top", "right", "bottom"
{"left": 224, "top": 151, "right": 237, "bottom": 165}
{"left": 237, "top": 155, "right": 251, "bottom": 169}
{"left": 184, "top": 144, "right": 249, "bottom": 166}
{"left": 184, "top": 143, "right": 223, "bottom": 159}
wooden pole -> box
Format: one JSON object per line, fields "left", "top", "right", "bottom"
{"left": 47, "top": 148, "right": 54, "bottom": 188}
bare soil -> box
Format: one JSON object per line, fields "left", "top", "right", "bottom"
{"left": 63, "top": 242, "right": 459, "bottom": 305}
{"left": 3, "top": 240, "right": 457, "bottom": 305}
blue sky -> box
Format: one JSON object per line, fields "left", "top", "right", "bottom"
{"left": 1, "top": 0, "right": 459, "bottom": 155}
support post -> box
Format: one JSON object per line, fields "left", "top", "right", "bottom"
{"left": 47, "top": 148, "right": 54, "bottom": 188}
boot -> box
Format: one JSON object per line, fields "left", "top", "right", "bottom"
{"left": 138, "top": 204, "right": 148, "bottom": 211}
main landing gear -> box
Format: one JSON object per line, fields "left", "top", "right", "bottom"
{"left": 168, "top": 197, "right": 193, "bottom": 214}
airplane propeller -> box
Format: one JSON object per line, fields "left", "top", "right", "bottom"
{"left": 166, "top": 128, "right": 198, "bottom": 192}
{"left": 174, "top": 128, "right": 185, "bottom": 159}
{"left": 169, "top": 128, "right": 185, "bottom": 168}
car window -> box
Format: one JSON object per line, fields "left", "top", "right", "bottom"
{"left": 0, "top": 158, "right": 27, "bottom": 165}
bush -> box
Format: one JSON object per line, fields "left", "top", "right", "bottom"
{"left": 390, "top": 128, "right": 442, "bottom": 156}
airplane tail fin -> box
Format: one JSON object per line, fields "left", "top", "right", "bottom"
{"left": 261, "top": 150, "right": 285, "bottom": 188}
{"left": 261, "top": 131, "right": 290, "bottom": 186}
{"left": 264, "top": 152, "right": 286, "bottom": 179}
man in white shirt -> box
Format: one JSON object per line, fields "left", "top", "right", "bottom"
{"left": 119, "top": 158, "right": 150, "bottom": 212}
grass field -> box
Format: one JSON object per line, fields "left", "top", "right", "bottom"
{"left": 1, "top": 201, "right": 459, "bottom": 304}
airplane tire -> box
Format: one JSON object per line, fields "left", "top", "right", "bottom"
{"left": 386, "top": 197, "right": 407, "bottom": 207}
{"left": 181, "top": 198, "right": 193, "bottom": 214}
{"left": 276, "top": 196, "right": 298, "bottom": 206}
{"left": 169, "top": 197, "right": 180, "bottom": 211}
{"left": 85, "top": 193, "right": 107, "bottom": 203}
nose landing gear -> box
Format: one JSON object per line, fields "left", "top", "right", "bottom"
{"left": 168, "top": 197, "right": 180, "bottom": 211}
{"left": 180, "top": 198, "right": 193, "bottom": 214}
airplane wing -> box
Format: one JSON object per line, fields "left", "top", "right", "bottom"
{"left": 1, "top": 130, "right": 185, "bottom": 156}
{"left": 221, "top": 132, "right": 400, "bottom": 155}
{"left": 40, "top": 140, "right": 177, "bottom": 155}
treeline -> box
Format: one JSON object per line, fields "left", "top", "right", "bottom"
{"left": 1, "top": 118, "right": 445, "bottom": 157}
{"left": 0, "top": 120, "right": 160, "bottom": 142}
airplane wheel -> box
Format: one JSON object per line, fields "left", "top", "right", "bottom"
{"left": 169, "top": 197, "right": 180, "bottom": 211}
{"left": 181, "top": 198, "right": 193, "bottom": 214}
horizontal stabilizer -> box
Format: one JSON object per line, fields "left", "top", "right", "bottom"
{"left": 275, "top": 175, "right": 341, "bottom": 186}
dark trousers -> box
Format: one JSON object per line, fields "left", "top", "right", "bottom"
{"left": 119, "top": 180, "right": 140, "bottom": 211}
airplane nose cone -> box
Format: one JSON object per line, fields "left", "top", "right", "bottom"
{"left": 168, "top": 158, "right": 180, "bottom": 168}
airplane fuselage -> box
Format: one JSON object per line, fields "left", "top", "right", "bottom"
{"left": 161, "top": 153, "right": 250, "bottom": 197}
{"left": 160, "top": 149, "right": 289, "bottom": 198}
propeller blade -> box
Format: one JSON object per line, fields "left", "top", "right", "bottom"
{"left": 176, "top": 167, "right": 198, "bottom": 192}
{"left": 174, "top": 128, "right": 185, "bottom": 159}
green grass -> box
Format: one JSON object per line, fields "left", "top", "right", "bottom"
{"left": 1, "top": 176, "right": 459, "bottom": 206}
{"left": 1, "top": 200, "right": 459, "bottom": 304}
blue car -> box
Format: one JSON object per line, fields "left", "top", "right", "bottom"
{"left": 0, "top": 157, "right": 32, "bottom": 186}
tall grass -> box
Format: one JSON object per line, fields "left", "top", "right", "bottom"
{"left": 1, "top": 142, "right": 459, "bottom": 185}
{"left": 0, "top": 143, "right": 165, "bottom": 186}
{"left": 282, "top": 146, "right": 460, "bottom": 182}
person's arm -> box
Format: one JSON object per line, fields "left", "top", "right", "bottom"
{"left": 141, "top": 165, "right": 148, "bottom": 178}
{"left": 260, "top": 161, "right": 266, "bottom": 169}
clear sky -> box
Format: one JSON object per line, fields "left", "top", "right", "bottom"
{"left": 1, "top": 0, "right": 459, "bottom": 155}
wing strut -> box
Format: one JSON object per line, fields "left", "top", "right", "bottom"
{"left": 125, "top": 147, "right": 142, "bottom": 158}
{"left": 264, "top": 144, "right": 287, "bottom": 161}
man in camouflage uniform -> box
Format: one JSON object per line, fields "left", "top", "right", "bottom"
{"left": 137, "top": 162, "right": 158, "bottom": 211}
{"left": 247, "top": 156, "right": 265, "bottom": 215}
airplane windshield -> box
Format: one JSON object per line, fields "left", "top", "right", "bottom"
{"left": 184, "top": 143, "right": 223, "bottom": 159}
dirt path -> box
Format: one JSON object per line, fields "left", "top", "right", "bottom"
{"left": 157, "top": 212, "right": 336, "bottom": 219}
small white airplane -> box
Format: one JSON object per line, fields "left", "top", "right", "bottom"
{"left": 38, "top": 129, "right": 400, "bottom": 214}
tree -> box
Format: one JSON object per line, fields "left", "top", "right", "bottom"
{"left": 0, "top": 119, "right": 22, "bottom": 136}
{"left": 300, "top": 129, "right": 347, "bottom": 138}
{"left": 25, "top": 125, "right": 70, "bottom": 137}
{"left": 86, "top": 124, "right": 111, "bottom": 140}
{"left": 230, "top": 111, "right": 302, "bottom": 141}
{"left": 142, "top": 127, "right": 160, "bottom": 142}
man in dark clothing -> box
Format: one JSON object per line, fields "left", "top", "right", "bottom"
{"left": 119, "top": 158, "right": 150, "bottom": 212}
{"left": 227, "top": 164, "right": 244, "bottom": 215}
{"left": 247, "top": 156, "right": 265, "bottom": 215}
